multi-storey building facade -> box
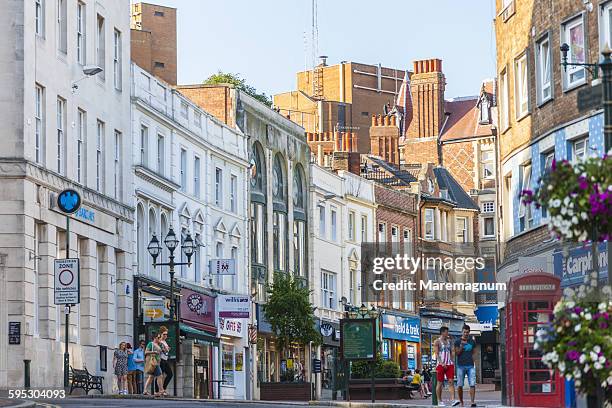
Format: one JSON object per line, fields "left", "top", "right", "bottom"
{"left": 274, "top": 58, "right": 408, "bottom": 153}
{"left": 175, "top": 83, "right": 311, "bottom": 400}
{"left": 0, "top": 0, "right": 132, "bottom": 388}
{"left": 495, "top": 0, "right": 609, "bottom": 297}
{"left": 131, "top": 64, "right": 249, "bottom": 398}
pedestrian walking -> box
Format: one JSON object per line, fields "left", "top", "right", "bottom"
{"left": 434, "top": 326, "right": 459, "bottom": 406}
{"left": 113, "top": 341, "right": 129, "bottom": 395}
{"left": 126, "top": 343, "right": 136, "bottom": 394}
{"left": 159, "top": 326, "right": 173, "bottom": 395}
{"left": 143, "top": 332, "right": 165, "bottom": 396}
{"left": 132, "top": 340, "right": 146, "bottom": 394}
{"left": 454, "top": 324, "right": 477, "bottom": 407}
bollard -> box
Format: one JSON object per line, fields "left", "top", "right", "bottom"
{"left": 24, "top": 360, "right": 31, "bottom": 389}
{"left": 431, "top": 368, "right": 438, "bottom": 406}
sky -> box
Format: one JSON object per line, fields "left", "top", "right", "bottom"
{"left": 150, "top": 0, "right": 497, "bottom": 99}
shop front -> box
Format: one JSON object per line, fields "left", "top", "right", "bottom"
{"left": 178, "top": 286, "right": 218, "bottom": 398}
{"left": 474, "top": 304, "right": 500, "bottom": 383}
{"left": 217, "top": 294, "right": 251, "bottom": 400}
{"left": 381, "top": 312, "right": 420, "bottom": 372}
{"left": 316, "top": 320, "right": 340, "bottom": 391}
{"left": 419, "top": 309, "right": 465, "bottom": 368}
{"left": 553, "top": 242, "right": 608, "bottom": 288}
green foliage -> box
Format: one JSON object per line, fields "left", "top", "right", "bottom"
{"left": 203, "top": 71, "right": 272, "bottom": 107}
{"left": 262, "top": 272, "right": 320, "bottom": 354}
{"left": 351, "top": 354, "right": 401, "bottom": 379}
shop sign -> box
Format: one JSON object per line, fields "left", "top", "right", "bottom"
{"left": 553, "top": 243, "right": 608, "bottom": 288}
{"left": 142, "top": 297, "right": 168, "bottom": 322}
{"left": 320, "top": 322, "right": 334, "bottom": 337}
{"left": 518, "top": 256, "right": 548, "bottom": 275}
{"left": 180, "top": 288, "right": 215, "bottom": 327}
{"left": 218, "top": 295, "right": 250, "bottom": 318}
{"left": 427, "top": 318, "right": 443, "bottom": 330}
{"left": 407, "top": 344, "right": 416, "bottom": 370}
{"left": 210, "top": 259, "right": 236, "bottom": 275}
{"left": 218, "top": 318, "right": 245, "bottom": 338}
{"left": 8, "top": 322, "right": 20, "bottom": 345}
{"left": 312, "top": 359, "right": 322, "bottom": 373}
{"left": 381, "top": 314, "right": 420, "bottom": 342}
{"left": 475, "top": 305, "right": 499, "bottom": 327}
{"left": 382, "top": 340, "right": 390, "bottom": 359}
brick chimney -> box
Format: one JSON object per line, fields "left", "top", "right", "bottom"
{"left": 370, "top": 114, "right": 400, "bottom": 165}
{"left": 406, "top": 59, "right": 445, "bottom": 139}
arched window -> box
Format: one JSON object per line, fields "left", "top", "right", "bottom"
{"left": 250, "top": 142, "right": 267, "bottom": 266}
{"left": 293, "top": 164, "right": 307, "bottom": 278}
{"left": 272, "top": 154, "right": 287, "bottom": 272}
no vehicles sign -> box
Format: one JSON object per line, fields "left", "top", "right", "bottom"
{"left": 54, "top": 258, "right": 80, "bottom": 305}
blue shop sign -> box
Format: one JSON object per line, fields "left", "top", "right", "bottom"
{"left": 475, "top": 305, "right": 499, "bottom": 326}
{"left": 75, "top": 207, "right": 95, "bottom": 223}
{"left": 553, "top": 243, "right": 608, "bottom": 288}
{"left": 381, "top": 314, "right": 420, "bottom": 342}
{"left": 382, "top": 340, "right": 390, "bottom": 359}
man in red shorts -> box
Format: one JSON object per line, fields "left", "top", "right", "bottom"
{"left": 434, "top": 326, "right": 459, "bottom": 406}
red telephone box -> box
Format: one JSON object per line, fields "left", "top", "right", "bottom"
{"left": 506, "top": 273, "right": 563, "bottom": 407}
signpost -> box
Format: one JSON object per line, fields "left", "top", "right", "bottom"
{"left": 55, "top": 189, "right": 81, "bottom": 389}
{"left": 8, "top": 322, "right": 21, "bottom": 345}
{"left": 142, "top": 297, "right": 168, "bottom": 322}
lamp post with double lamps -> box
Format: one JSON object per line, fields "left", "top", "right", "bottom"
{"left": 147, "top": 227, "right": 195, "bottom": 322}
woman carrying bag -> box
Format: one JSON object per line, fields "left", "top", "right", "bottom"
{"left": 143, "top": 332, "right": 165, "bottom": 396}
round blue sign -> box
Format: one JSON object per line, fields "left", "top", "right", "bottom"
{"left": 57, "top": 189, "right": 81, "bottom": 214}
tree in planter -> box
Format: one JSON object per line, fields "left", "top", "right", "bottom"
{"left": 262, "top": 272, "right": 320, "bottom": 382}
{"left": 351, "top": 354, "right": 401, "bottom": 379}
{"left": 203, "top": 71, "right": 272, "bottom": 107}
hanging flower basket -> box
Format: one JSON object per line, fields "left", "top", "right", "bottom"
{"left": 521, "top": 155, "right": 612, "bottom": 242}
{"left": 535, "top": 283, "right": 612, "bottom": 404}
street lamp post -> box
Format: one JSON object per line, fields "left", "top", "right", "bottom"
{"left": 147, "top": 227, "right": 195, "bottom": 321}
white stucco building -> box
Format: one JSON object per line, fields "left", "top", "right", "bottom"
{"left": 0, "top": 0, "right": 133, "bottom": 388}
{"left": 131, "top": 63, "right": 249, "bottom": 398}
{"left": 309, "top": 164, "right": 376, "bottom": 398}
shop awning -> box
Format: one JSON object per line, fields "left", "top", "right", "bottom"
{"left": 179, "top": 323, "right": 219, "bottom": 344}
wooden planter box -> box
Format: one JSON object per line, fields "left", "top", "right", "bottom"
{"left": 259, "top": 382, "right": 312, "bottom": 401}
{"left": 348, "top": 378, "right": 413, "bottom": 400}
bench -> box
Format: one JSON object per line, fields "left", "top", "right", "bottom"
{"left": 69, "top": 366, "right": 104, "bottom": 395}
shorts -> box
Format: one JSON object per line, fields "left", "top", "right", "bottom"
{"left": 456, "top": 365, "right": 476, "bottom": 387}
{"left": 436, "top": 364, "right": 455, "bottom": 382}
{"left": 149, "top": 365, "right": 162, "bottom": 377}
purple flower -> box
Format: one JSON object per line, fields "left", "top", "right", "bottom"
{"left": 600, "top": 322, "right": 609, "bottom": 329}
{"left": 574, "top": 306, "right": 583, "bottom": 314}
{"left": 567, "top": 341, "right": 577, "bottom": 346}
{"left": 579, "top": 177, "right": 589, "bottom": 190}
{"left": 566, "top": 350, "right": 581, "bottom": 361}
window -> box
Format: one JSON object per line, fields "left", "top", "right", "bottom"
{"left": 500, "top": 70, "right": 509, "bottom": 130}
{"left": 391, "top": 226, "right": 399, "bottom": 251}
{"left": 403, "top": 229, "right": 412, "bottom": 257}
{"left": 180, "top": 149, "right": 187, "bottom": 191}
{"left": 156, "top": 134, "right": 164, "bottom": 175}
{"left": 572, "top": 137, "right": 587, "bottom": 162}
{"left": 96, "top": 120, "right": 104, "bottom": 191}
{"left": 154, "top": 61, "right": 165, "bottom": 68}
{"left": 194, "top": 112, "right": 202, "bottom": 128}
{"left": 321, "top": 271, "right": 337, "bottom": 309}
{"left": 251, "top": 203, "right": 266, "bottom": 265}
{"left": 483, "top": 216, "right": 495, "bottom": 237}
{"left": 193, "top": 156, "right": 200, "bottom": 198}
{"left": 57, "top": 0, "right": 67, "bottom": 53}
{"left": 140, "top": 125, "right": 148, "bottom": 166}
{"left": 215, "top": 167, "right": 222, "bottom": 206}
{"left": 360, "top": 215, "right": 367, "bottom": 242}
{"left": 77, "top": 109, "right": 86, "bottom": 183}
{"left": 518, "top": 163, "right": 533, "bottom": 230}
{"left": 602, "top": 2, "right": 612, "bottom": 52}
{"left": 154, "top": 10, "right": 165, "bottom": 16}
{"left": 273, "top": 212, "right": 287, "bottom": 272}
{"left": 113, "top": 29, "right": 122, "bottom": 90}
{"left": 96, "top": 14, "right": 105, "bottom": 80}
{"left": 35, "top": 84, "right": 44, "bottom": 164}
{"left": 76, "top": 2, "right": 85, "bottom": 64}
{"left": 424, "top": 208, "right": 434, "bottom": 240}
{"left": 35, "top": 0, "right": 44, "bottom": 36}
{"left": 230, "top": 175, "right": 237, "bottom": 212}
{"left": 180, "top": 102, "right": 188, "bottom": 120}
{"left": 56, "top": 97, "right": 65, "bottom": 175}
{"left": 293, "top": 220, "right": 306, "bottom": 277}
{"left": 456, "top": 217, "right": 468, "bottom": 243}
{"left": 378, "top": 222, "right": 386, "bottom": 250}
{"left": 543, "top": 151, "right": 555, "bottom": 173}
{"left": 481, "top": 150, "right": 494, "bottom": 179}
{"left": 536, "top": 34, "right": 552, "bottom": 103}
{"left": 331, "top": 209, "right": 337, "bottom": 241}
{"left": 482, "top": 201, "right": 495, "bottom": 213}
{"left": 114, "top": 131, "right": 121, "bottom": 199}
{"left": 514, "top": 54, "right": 529, "bottom": 117}
{"left": 562, "top": 16, "right": 586, "bottom": 88}
{"left": 319, "top": 206, "right": 326, "bottom": 237}
{"left": 479, "top": 96, "right": 490, "bottom": 124}
{"left": 348, "top": 211, "right": 355, "bottom": 241}
{"left": 222, "top": 344, "right": 235, "bottom": 386}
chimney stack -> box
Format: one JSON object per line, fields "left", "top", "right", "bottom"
{"left": 406, "top": 58, "right": 445, "bottom": 139}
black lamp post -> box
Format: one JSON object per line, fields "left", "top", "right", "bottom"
{"left": 147, "top": 227, "right": 195, "bottom": 321}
